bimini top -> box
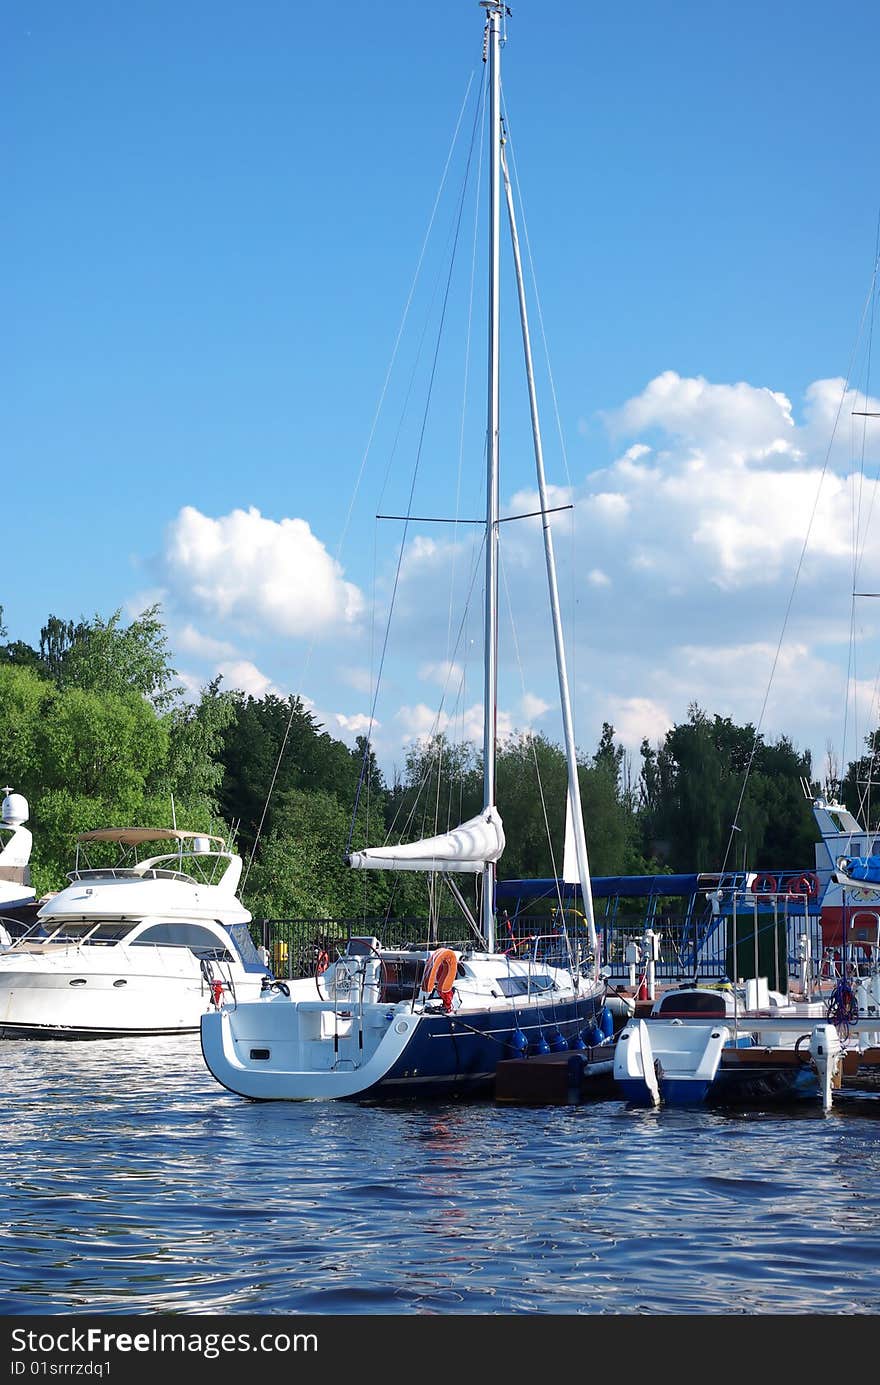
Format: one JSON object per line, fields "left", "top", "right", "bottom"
{"left": 76, "top": 828, "right": 227, "bottom": 849}
{"left": 498, "top": 872, "right": 703, "bottom": 901}
{"left": 347, "top": 806, "right": 505, "bottom": 874}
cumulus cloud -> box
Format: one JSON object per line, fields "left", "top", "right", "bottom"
{"left": 419, "top": 660, "right": 464, "bottom": 687}
{"left": 215, "top": 660, "right": 280, "bottom": 699}
{"left": 521, "top": 692, "right": 550, "bottom": 722}
{"left": 606, "top": 697, "right": 673, "bottom": 751}
{"left": 154, "top": 371, "right": 880, "bottom": 776}
{"left": 175, "top": 623, "right": 237, "bottom": 660}
{"left": 163, "top": 506, "right": 364, "bottom": 638}
{"left": 603, "top": 370, "right": 801, "bottom": 466}
{"left": 394, "top": 700, "right": 516, "bottom": 748}
{"left": 333, "top": 711, "right": 375, "bottom": 735}
{"left": 338, "top": 665, "right": 374, "bottom": 694}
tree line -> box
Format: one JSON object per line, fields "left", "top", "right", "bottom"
{"left": 0, "top": 603, "right": 860, "bottom": 921}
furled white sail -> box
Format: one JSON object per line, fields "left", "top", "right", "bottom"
{"left": 347, "top": 806, "right": 505, "bottom": 874}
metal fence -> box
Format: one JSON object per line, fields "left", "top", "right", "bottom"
{"left": 251, "top": 890, "right": 825, "bottom": 989}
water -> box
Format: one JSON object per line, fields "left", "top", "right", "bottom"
{"left": 2, "top": 1036, "right": 880, "bottom": 1316}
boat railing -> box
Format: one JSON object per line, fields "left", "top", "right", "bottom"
{"left": 67, "top": 866, "right": 201, "bottom": 884}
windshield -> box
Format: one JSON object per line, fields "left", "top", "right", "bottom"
{"left": 40, "top": 921, "right": 138, "bottom": 946}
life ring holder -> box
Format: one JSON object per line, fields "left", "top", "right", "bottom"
{"left": 786, "top": 872, "right": 819, "bottom": 899}
{"left": 421, "top": 947, "right": 459, "bottom": 1003}
{"left": 752, "top": 873, "right": 777, "bottom": 897}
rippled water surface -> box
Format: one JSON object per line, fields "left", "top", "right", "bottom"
{"left": 3, "top": 1036, "right": 880, "bottom": 1314}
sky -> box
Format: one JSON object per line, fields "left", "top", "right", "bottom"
{"left": 5, "top": 0, "right": 880, "bottom": 791}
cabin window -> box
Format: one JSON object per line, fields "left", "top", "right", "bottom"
{"left": 131, "top": 923, "right": 232, "bottom": 960}
{"left": 494, "top": 974, "right": 556, "bottom": 997}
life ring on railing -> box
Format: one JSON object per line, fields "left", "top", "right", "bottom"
{"left": 786, "top": 871, "right": 818, "bottom": 899}
{"left": 752, "top": 873, "right": 777, "bottom": 896}
{"left": 316, "top": 949, "right": 330, "bottom": 976}
{"left": 421, "top": 948, "right": 458, "bottom": 999}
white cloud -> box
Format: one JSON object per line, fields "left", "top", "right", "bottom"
{"left": 604, "top": 370, "right": 801, "bottom": 466}
{"left": 394, "top": 700, "right": 516, "bottom": 748}
{"left": 333, "top": 711, "right": 375, "bottom": 735}
{"left": 175, "top": 623, "right": 237, "bottom": 660}
{"left": 521, "top": 692, "right": 550, "bottom": 722}
{"left": 419, "top": 660, "right": 464, "bottom": 687}
{"left": 216, "top": 660, "right": 280, "bottom": 699}
{"left": 607, "top": 697, "right": 673, "bottom": 751}
{"left": 338, "top": 666, "right": 374, "bottom": 694}
{"left": 163, "top": 506, "right": 364, "bottom": 638}
{"left": 157, "top": 371, "right": 880, "bottom": 779}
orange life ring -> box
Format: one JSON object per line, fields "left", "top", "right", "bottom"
{"left": 421, "top": 947, "right": 458, "bottom": 996}
{"left": 786, "top": 872, "right": 818, "bottom": 899}
{"left": 316, "top": 949, "right": 330, "bottom": 976}
{"left": 752, "top": 873, "right": 777, "bottom": 896}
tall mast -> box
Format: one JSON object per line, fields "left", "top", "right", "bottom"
{"left": 501, "top": 140, "right": 600, "bottom": 970}
{"left": 480, "top": 0, "right": 504, "bottom": 952}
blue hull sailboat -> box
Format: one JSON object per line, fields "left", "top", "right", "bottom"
{"left": 200, "top": 2, "right": 609, "bottom": 1102}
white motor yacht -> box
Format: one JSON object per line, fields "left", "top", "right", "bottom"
{"left": 0, "top": 789, "right": 36, "bottom": 948}
{"left": 0, "top": 826, "right": 270, "bottom": 1038}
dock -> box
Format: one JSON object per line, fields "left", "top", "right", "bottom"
{"left": 494, "top": 1045, "right": 616, "bottom": 1105}
{"left": 493, "top": 1026, "right": 880, "bottom": 1108}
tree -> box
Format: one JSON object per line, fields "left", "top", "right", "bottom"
{"left": 243, "top": 788, "right": 391, "bottom": 921}
{"left": 39, "top": 616, "right": 76, "bottom": 681}
{"left": 50, "top": 605, "right": 180, "bottom": 709}
{"left": 637, "top": 705, "right": 815, "bottom": 873}
{"left": 218, "top": 691, "right": 371, "bottom": 858}
{"left": 161, "top": 677, "right": 237, "bottom": 805}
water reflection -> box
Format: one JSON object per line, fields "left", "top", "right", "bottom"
{"left": 2, "top": 1037, "right": 880, "bottom": 1313}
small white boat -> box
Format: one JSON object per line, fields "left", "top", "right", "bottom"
{"left": 614, "top": 982, "right": 844, "bottom": 1107}
{"left": 613, "top": 1017, "right": 738, "bottom": 1107}
{"left": 0, "top": 789, "right": 36, "bottom": 948}
{"left": 0, "top": 827, "right": 269, "bottom": 1038}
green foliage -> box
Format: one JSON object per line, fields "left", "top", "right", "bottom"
{"left": 0, "top": 607, "right": 834, "bottom": 916}
{"left": 0, "top": 621, "right": 230, "bottom": 894}
{"left": 218, "top": 692, "right": 366, "bottom": 856}
{"left": 35, "top": 685, "right": 168, "bottom": 799}
{"left": 244, "top": 788, "right": 388, "bottom": 920}
{"left": 638, "top": 704, "right": 814, "bottom": 872}
{"left": 161, "top": 677, "right": 237, "bottom": 802}
{"left": 0, "top": 665, "right": 55, "bottom": 789}
{"left": 49, "top": 605, "right": 180, "bottom": 709}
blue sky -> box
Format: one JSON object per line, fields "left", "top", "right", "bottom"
{"left": 5, "top": 0, "right": 880, "bottom": 787}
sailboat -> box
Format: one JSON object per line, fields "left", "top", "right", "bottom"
{"left": 199, "top": 1, "right": 609, "bottom": 1101}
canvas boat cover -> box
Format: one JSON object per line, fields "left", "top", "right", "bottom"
{"left": 835, "top": 855, "right": 880, "bottom": 889}
{"left": 347, "top": 806, "right": 505, "bottom": 874}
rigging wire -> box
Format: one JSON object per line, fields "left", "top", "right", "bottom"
{"left": 502, "top": 100, "right": 583, "bottom": 743}
{"left": 239, "top": 69, "right": 479, "bottom": 891}
{"left": 720, "top": 239, "right": 880, "bottom": 877}
{"left": 347, "top": 66, "right": 487, "bottom": 853}
{"left": 847, "top": 207, "right": 880, "bottom": 831}
{"left": 498, "top": 550, "right": 569, "bottom": 925}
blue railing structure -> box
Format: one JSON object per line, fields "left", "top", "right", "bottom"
{"left": 252, "top": 868, "right": 825, "bottom": 988}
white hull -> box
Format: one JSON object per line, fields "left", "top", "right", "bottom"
{"left": 200, "top": 948, "right": 607, "bottom": 1101}
{"left": 0, "top": 951, "right": 267, "bottom": 1037}
{"left": 0, "top": 825, "right": 268, "bottom": 1039}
